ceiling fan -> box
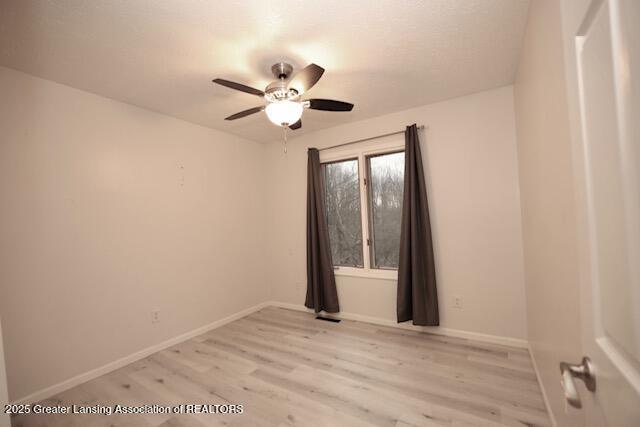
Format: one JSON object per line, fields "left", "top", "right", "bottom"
{"left": 212, "top": 62, "right": 354, "bottom": 130}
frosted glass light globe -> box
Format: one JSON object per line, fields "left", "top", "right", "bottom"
{"left": 265, "top": 100, "right": 303, "bottom": 127}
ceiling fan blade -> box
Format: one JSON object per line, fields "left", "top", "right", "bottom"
{"left": 289, "top": 119, "right": 302, "bottom": 130}
{"left": 224, "top": 106, "right": 264, "bottom": 120}
{"left": 307, "top": 99, "right": 354, "bottom": 112}
{"left": 288, "top": 64, "right": 325, "bottom": 95}
{"left": 212, "top": 78, "right": 264, "bottom": 97}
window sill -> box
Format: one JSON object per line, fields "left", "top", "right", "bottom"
{"left": 333, "top": 267, "right": 398, "bottom": 281}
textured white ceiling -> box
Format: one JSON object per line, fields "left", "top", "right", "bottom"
{"left": 0, "top": 0, "right": 529, "bottom": 143}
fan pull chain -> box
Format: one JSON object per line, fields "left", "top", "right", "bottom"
{"left": 283, "top": 126, "right": 288, "bottom": 154}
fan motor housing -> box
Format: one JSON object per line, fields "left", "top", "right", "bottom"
{"left": 271, "top": 62, "right": 293, "bottom": 80}
{"left": 265, "top": 80, "right": 298, "bottom": 102}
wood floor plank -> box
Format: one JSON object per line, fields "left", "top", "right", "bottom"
{"left": 231, "top": 318, "right": 542, "bottom": 395}
{"left": 248, "top": 312, "right": 531, "bottom": 374}
{"left": 224, "top": 332, "right": 504, "bottom": 423}
{"left": 258, "top": 308, "right": 529, "bottom": 357}
{"left": 220, "top": 321, "right": 545, "bottom": 412}
{"left": 131, "top": 355, "right": 272, "bottom": 427}
{"left": 225, "top": 322, "right": 542, "bottom": 409}
{"left": 284, "top": 330, "right": 541, "bottom": 394}
{"left": 13, "top": 308, "right": 550, "bottom": 427}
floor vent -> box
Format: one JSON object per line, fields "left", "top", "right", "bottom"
{"left": 316, "top": 316, "right": 341, "bottom": 323}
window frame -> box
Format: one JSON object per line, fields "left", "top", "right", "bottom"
{"left": 319, "top": 135, "right": 405, "bottom": 281}
{"left": 321, "top": 156, "right": 364, "bottom": 268}
{"left": 365, "top": 149, "right": 406, "bottom": 271}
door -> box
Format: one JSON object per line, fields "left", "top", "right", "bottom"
{"left": 563, "top": 0, "right": 640, "bottom": 425}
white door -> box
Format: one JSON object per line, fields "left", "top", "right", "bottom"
{"left": 563, "top": 0, "right": 640, "bottom": 425}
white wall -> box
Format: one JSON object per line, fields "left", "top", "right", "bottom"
{"left": 0, "top": 66, "right": 269, "bottom": 401}
{"left": 265, "top": 86, "right": 528, "bottom": 341}
{"left": 513, "top": 1, "right": 584, "bottom": 425}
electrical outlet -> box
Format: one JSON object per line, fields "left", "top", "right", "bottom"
{"left": 151, "top": 309, "right": 160, "bottom": 323}
{"left": 452, "top": 295, "right": 463, "bottom": 309}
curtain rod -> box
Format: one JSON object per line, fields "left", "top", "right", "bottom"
{"left": 318, "top": 125, "right": 426, "bottom": 152}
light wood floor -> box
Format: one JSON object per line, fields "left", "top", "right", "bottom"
{"left": 12, "top": 307, "right": 550, "bottom": 427}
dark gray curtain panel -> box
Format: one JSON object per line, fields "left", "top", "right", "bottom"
{"left": 397, "top": 124, "right": 439, "bottom": 326}
{"left": 305, "top": 148, "right": 340, "bottom": 313}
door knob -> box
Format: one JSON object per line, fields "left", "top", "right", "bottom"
{"left": 559, "top": 356, "right": 596, "bottom": 408}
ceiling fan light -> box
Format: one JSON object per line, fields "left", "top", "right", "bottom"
{"left": 265, "top": 100, "right": 303, "bottom": 127}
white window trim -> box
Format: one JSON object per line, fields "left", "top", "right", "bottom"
{"left": 320, "top": 135, "right": 404, "bottom": 281}
{"left": 333, "top": 266, "right": 398, "bottom": 280}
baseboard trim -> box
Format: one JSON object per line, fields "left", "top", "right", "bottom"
{"left": 12, "top": 301, "right": 270, "bottom": 405}
{"left": 528, "top": 344, "right": 557, "bottom": 427}
{"left": 268, "top": 301, "right": 529, "bottom": 349}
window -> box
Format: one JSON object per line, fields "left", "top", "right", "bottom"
{"left": 321, "top": 141, "right": 405, "bottom": 279}
{"left": 323, "top": 159, "right": 364, "bottom": 267}
{"left": 367, "top": 151, "right": 405, "bottom": 269}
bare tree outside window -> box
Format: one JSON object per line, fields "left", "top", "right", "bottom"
{"left": 368, "top": 151, "right": 405, "bottom": 269}
{"left": 323, "top": 159, "right": 364, "bottom": 267}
